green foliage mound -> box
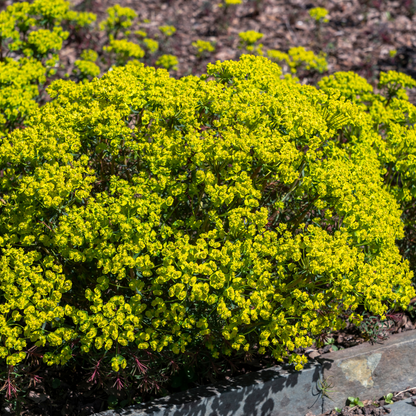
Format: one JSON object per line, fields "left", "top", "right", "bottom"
{"left": 0, "top": 55, "right": 414, "bottom": 375}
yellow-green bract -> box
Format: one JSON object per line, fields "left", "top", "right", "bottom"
{"left": 0, "top": 55, "right": 414, "bottom": 372}
{"left": 309, "top": 7, "right": 329, "bottom": 23}
{"left": 268, "top": 46, "right": 327, "bottom": 74}
{"left": 192, "top": 40, "right": 215, "bottom": 57}
{"left": 155, "top": 54, "right": 178, "bottom": 71}
{"left": 103, "top": 39, "right": 145, "bottom": 66}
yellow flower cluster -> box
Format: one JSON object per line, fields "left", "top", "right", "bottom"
{"left": 143, "top": 38, "right": 159, "bottom": 54}
{"left": 309, "top": 7, "right": 329, "bottom": 23}
{"left": 268, "top": 46, "right": 327, "bottom": 75}
{"left": 65, "top": 10, "right": 96, "bottom": 29}
{"left": 155, "top": 54, "right": 179, "bottom": 71}
{"left": 0, "top": 54, "right": 414, "bottom": 374}
{"left": 192, "top": 40, "right": 215, "bottom": 58}
{"left": 389, "top": 49, "right": 397, "bottom": 58}
{"left": 158, "top": 25, "right": 176, "bottom": 37}
{"left": 80, "top": 49, "right": 98, "bottom": 62}
{"left": 99, "top": 5, "right": 137, "bottom": 36}
{"left": 238, "top": 30, "right": 264, "bottom": 45}
{"left": 24, "top": 26, "right": 68, "bottom": 58}
{"left": 73, "top": 49, "right": 100, "bottom": 80}
{"left": 104, "top": 39, "right": 145, "bottom": 66}
{"left": 238, "top": 31, "right": 264, "bottom": 55}
{"left": 73, "top": 59, "right": 101, "bottom": 80}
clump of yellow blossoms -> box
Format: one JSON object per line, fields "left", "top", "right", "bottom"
{"left": 142, "top": 38, "right": 159, "bottom": 54}
{"left": 0, "top": 54, "right": 414, "bottom": 376}
{"left": 238, "top": 30, "right": 263, "bottom": 45}
{"left": 222, "top": 0, "right": 242, "bottom": 5}
{"left": 192, "top": 40, "right": 215, "bottom": 58}
{"left": 73, "top": 59, "right": 101, "bottom": 80}
{"left": 309, "top": 7, "right": 329, "bottom": 23}
{"left": 103, "top": 39, "right": 145, "bottom": 66}
{"left": 155, "top": 54, "right": 179, "bottom": 71}
{"left": 158, "top": 25, "right": 176, "bottom": 37}
{"left": 100, "top": 4, "right": 137, "bottom": 38}
{"left": 389, "top": 49, "right": 397, "bottom": 58}
{"left": 73, "top": 49, "right": 100, "bottom": 80}
{"left": 267, "top": 46, "right": 327, "bottom": 74}
{"left": 238, "top": 30, "right": 264, "bottom": 55}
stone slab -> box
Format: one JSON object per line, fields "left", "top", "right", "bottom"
{"left": 385, "top": 396, "right": 416, "bottom": 415}
{"left": 93, "top": 361, "right": 325, "bottom": 416}
{"left": 92, "top": 329, "right": 416, "bottom": 416}
{"left": 319, "top": 329, "right": 416, "bottom": 412}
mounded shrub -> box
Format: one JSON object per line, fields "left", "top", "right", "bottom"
{"left": 0, "top": 55, "right": 414, "bottom": 378}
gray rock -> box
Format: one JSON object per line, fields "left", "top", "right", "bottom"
{"left": 385, "top": 397, "right": 416, "bottom": 415}
{"left": 91, "top": 330, "right": 416, "bottom": 416}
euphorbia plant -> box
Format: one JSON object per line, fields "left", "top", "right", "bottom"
{"left": 0, "top": 56, "right": 414, "bottom": 397}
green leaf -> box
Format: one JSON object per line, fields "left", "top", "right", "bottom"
{"left": 108, "top": 395, "right": 118, "bottom": 407}
{"left": 51, "top": 378, "right": 61, "bottom": 389}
